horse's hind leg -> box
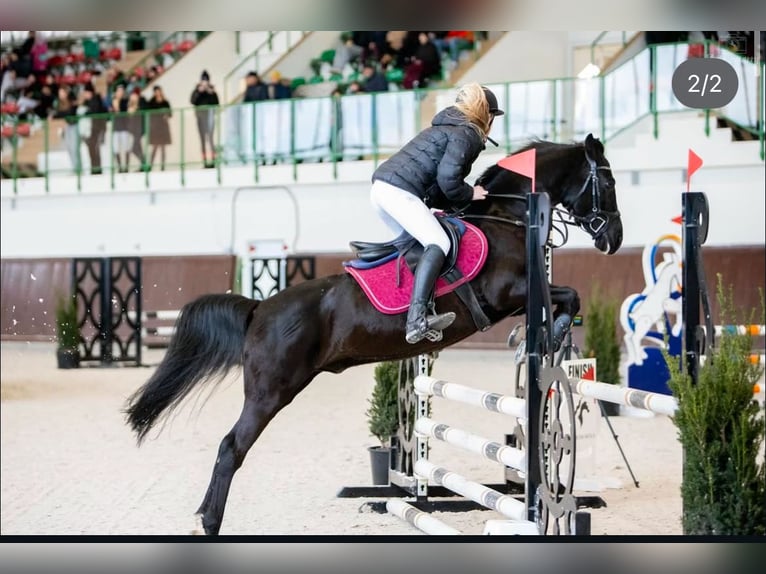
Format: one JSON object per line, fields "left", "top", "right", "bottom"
{"left": 194, "top": 368, "right": 314, "bottom": 535}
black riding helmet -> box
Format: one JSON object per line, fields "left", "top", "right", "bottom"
{"left": 481, "top": 86, "right": 504, "bottom": 116}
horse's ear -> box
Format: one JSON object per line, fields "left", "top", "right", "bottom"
{"left": 584, "top": 133, "right": 603, "bottom": 160}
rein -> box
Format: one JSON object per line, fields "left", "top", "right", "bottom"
{"left": 449, "top": 193, "right": 527, "bottom": 228}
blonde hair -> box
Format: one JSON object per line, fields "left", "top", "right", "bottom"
{"left": 453, "top": 82, "right": 493, "bottom": 139}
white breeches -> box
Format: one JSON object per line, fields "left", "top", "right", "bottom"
{"left": 370, "top": 180, "right": 450, "bottom": 256}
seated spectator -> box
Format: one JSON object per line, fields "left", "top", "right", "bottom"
{"left": 361, "top": 65, "right": 388, "bottom": 93}
{"left": 243, "top": 71, "right": 267, "bottom": 102}
{"left": 432, "top": 30, "right": 474, "bottom": 69}
{"left": 414, "top": 32, "right": 441, "bottom": 82}
{"left": 145, "top": 65, "right": 161, "bottom": 84}
{"left": 352, "top": 31, "right": 387, "bottom": 65}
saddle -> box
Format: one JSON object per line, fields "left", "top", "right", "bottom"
{"left": 349, "top": 215, "right": 463, "bottom": 276}
{"left": 346, "top": 214, "right": 492, "bottom": 332}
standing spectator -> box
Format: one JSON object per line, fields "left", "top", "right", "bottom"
{"left": 190, "top": 70, "right": 219, "bottom": 168}
{"left": 266, "top": 71, "right": 292, "bottom": 100}
{"left": 243, "top": 71, "right": 267, "bottom": 102}
{"left": 110, "top": 84, "right": 130, "bottom": 173}
{"left": 81, "top": 84, "right": 107, "bottom": 175}
{"left": 332, "top": 33, "right": 364, "bottom": 74}
{"left": 13, "top": 31, "right": 35, "bottom": 78}
{"left": 33, "top": 83, "right": 55, "bottom": 119}
{"left": 361, "top": 65, "right": 389, "bottom": 93}
{"left": 329, "top": 87, "right": 343, "bottom": 160}
{"left": 52, "top": 86, "right": 80, "bottom": 172}
{"left": 125, "top": 91, "right": 146, "bottom": 171}
{"left": 146, "top": 85, "right": 172, "bottom": 171}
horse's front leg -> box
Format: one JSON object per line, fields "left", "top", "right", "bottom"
{"left": 550, "top": 285, "right": 580, "bottom": 351}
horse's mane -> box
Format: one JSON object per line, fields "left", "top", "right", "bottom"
{"left": 476, "top": 138, "right": 585, "bottom": 188}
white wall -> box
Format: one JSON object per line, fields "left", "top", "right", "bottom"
{"left": 2, "top": 157, "right": 763, "bottom": 259}
{"left": 461, "top": 32, "right": 571, "bottom": 84}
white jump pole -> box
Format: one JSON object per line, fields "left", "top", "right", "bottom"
{"left": 414, "top": 459, "right": 529, "bottom": 523}
{"left": 386, "top": 500, "right": 461, "bottom": 536}
{"left": 571, "top": 378, "right": 678, "bottom": 417}
{"left": 414, "top": 375, "right": 527, "bottom": 419}
{"left": 415, "top": 417, "right": 526, "bottom": 472}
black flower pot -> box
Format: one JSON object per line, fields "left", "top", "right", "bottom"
{"left": 56, "top": 348, "right": 80, "bottom": 369}
{"left": 368, "top": 445, "right": 391, "bottom": 485}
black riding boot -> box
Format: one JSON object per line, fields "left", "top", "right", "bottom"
{"left": 405, "top": 244, "right": 456, "bottom": 344}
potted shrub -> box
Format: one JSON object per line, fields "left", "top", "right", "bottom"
{"left": 584, "top": 287, "right": 622, "bottom": 416}
{"left": 365, "top": 360, "right": 400, "bottom": 485}
{"left": 55, "top": 293, "right": 81, "bottom": 369}
{"left": 664, "top": 277, "right": 765, "bottom": 534}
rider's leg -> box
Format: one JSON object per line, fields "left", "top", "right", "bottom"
{"left": 370, "top": 180, "right": 455, "bottom": 343}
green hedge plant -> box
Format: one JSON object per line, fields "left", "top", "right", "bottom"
{"left": 664, "top": 276, "right": 765, "bottom": 535}
{"left": 583, "top": 287, "right": 621, "bottom": 386}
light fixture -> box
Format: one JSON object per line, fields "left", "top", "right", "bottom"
{"left": 577, "top": 62, "right": 601, "bottom": 79}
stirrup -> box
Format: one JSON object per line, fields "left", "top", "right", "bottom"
{"left": 405, "top": 311, "right": 456, "bottom": 344}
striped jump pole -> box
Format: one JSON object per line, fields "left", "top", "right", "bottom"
{"left": 415, "top": 417, "right": 527, "bottom": 472}
{"left": 571, "top": 378, "right": 678, "bottom": 417}
{"left": 708, "top": 324, "right": 766, "bottom": 337}
{"left": 414, "top": 459, "right": 529, "bottom": 523}
{"left": 386, "top": 500, "right": 461, "bottom": 536}
{"left": 414, "top": 375, "right": 527, "bottom": 419}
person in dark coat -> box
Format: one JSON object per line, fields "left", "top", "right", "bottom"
{"left": 243, "top": 71, "right": 267, "bottom": 102}
{"left": 370, "top": 83, "right": 504, "bottom": 344}
{"left": 81, "top": 83, "right": 108, "bottom": 175}
{"left": 361, "top": 64, "right": 388, "bottom": 93}
{"left": 146, "top": 85, "right": 172, "bottom": 170}
{"left": 190, "top": 70, "right": 220, "bottom": 167}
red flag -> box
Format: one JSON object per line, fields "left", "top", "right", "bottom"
{"left": 498, "top": 148, "right": 536, "bottom": 193}
{"left": 687, "top": 149, "right": 703, "bottom": 193}
{"left": 671, "top": 215, "right": 683, "bottom": 225}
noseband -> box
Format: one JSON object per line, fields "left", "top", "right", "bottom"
{"left": 567, "top": 154, "right": 620, "bottom": 241}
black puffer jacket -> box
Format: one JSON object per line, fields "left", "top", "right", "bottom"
{"left": 372, "top": 106, "right": 485, "bottom": 205}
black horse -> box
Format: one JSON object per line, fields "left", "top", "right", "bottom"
{"left": 125, "top": 133, "right": 623, "bottom": 535}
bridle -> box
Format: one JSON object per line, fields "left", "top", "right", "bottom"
{"left": 451, "top": 150, "right": 621, "bottom": 245}
{"left": 564, "top": 153, "right": 621, "bottom": 241}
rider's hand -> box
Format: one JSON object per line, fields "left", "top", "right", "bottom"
{"left": 472, "top": 185, "right": 488, "bottom": 201}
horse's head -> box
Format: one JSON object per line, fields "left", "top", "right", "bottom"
{"left": 559, "top": 133, "right": 623, "bottom": 255}
{"left": 473, "top": 134, "right": 623, "bottom": 254}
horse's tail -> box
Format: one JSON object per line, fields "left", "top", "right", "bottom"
{"left": 125, "top": 293, "right": 259, "bottom": 445}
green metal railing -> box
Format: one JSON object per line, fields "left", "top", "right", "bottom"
{"left": 1, "top": 41, "right": 762, "bottom": 194}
